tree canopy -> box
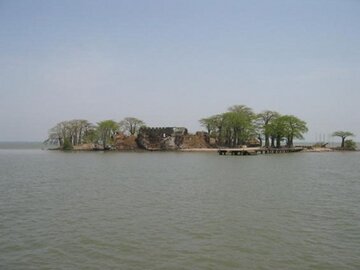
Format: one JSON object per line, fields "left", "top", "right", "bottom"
{"left": 199, "top": 105, "right": 308, "bottom": 148}
{"left": 45, "top": 119, "right": 91, "bottom": 147}
{"left": 257, "top": 110, "right": 280, "bottom": 147}
{"left": 119, "top": 117, "right": 145, "bottom": 135}
{"left": 332, "top": 131, "right": 355, "bottom": 148}
{"left": 97, "top": 120, "right": 119, "bottom": 149}
{"left": 45, "top": 108, "right": 310, "bottom": 151}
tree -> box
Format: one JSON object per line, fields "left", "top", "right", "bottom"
{"left": 46, "top": 119, "right": 92, "bottom": 148}
{"left": 119, "top": 117, "right": 145, "bottom": 136}
{"left": 200, "top": 105, "right": 260, "bottom": 147}
{"left": 82, "top": 124, "right": 98, "bottom": 143}
{"left": 332, "top": 131, "right": 354, "bottom": 148}
{"left": 267, "top": 115, "right": 308, "bottom": 148}
{"left": 266, "top": 117, "right": 286, "bottom": 148}
{"left": 221, "top": 111, "right": 254, "bottom": 147}
{"left": 200, "top": 115, "right": 220, "bottom": 135}
{"left": 281, "top": 115, "right": 308, "bottom": 148}
{"left": 199, "top": 106, "right": 307, "bottom": 148}
{"left": 257, "top": 110, "right": 280, "bottom": 147}
{"left": 97, "top": 120, "right": 119, "bottom": 149}
{"left": 199, "top": 117, "right": 213, "bottom": 135}
{"left": 47, "top": 121, "right": 71, "bottom": 147}
{"left": 199, "top": 114, "right": 224, "bottom": 144}
{"left": 217, "top": 105, "right": 256, "bottom": 147}
{"left": 73, "top": 119, "right": 91, "bottom": 145}
{"left": 228, "top": 105, "right": 255, "bottom": 117}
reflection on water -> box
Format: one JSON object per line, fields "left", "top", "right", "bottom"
{"left": 0, "top": 149, "right": 359, "bottom": 269}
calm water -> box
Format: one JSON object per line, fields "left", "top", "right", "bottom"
{"left": 0, "top": 147, "right": 359, "bottom": 269}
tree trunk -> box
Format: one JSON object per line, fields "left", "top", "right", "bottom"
{"left": 276, "top": 136, "right": 281, "bottom": 148}
{"left": 79, "top": 128, "right": 83, "bottom": 145}
{"left": 102, "top": 135, "right": 106, "bottom": 149}
{"left": 287, "top": 136, "right": 293, "bottom": 148}
{"left": 265, "top": 134, "right": 269, "bottom": 147}
{"left": 341, "top": 137, "right": 345, "bottom": 148}
{"left": 270, "top": 136, "right": 275, "bottom": 148}
{"left": 59, "top": 137, "right": 63, "bottom": 147}
{"left": 217, "top": 126, "right": 223, "bottom": 146}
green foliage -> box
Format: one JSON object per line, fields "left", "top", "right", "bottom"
{"left": 97, "top": 120, "right": 119, "bottom": 149}
{"left": 221, "top": 110, "right": 255, "bottom": 146}
{"left": 268, "top": 115, "right": 308, "bottom": 148}
{"left": 344, "top": 139, "right": 357, "bottom": 150}
{"left": 257, "top": 110, "right": 280, "bottom": 147}
{"left": 47, "top": 119, "right": 92, "bottom": 146}
{"left": 332, "top": 131, "right": 355, "bottom": 148}
{"left": 199, "top": 114, "right": 223, "bottom": 139}
{"left": 83, "top": 129, "right": 98, "bottom": 143}
{"left": 332, "top": 131, "right": 354, "bottom": 138}
{"left": 199, "top": 105, "right": 258, "bottom": 147}
{"left": 200, "top": 106, "right": 308, "bottom": 148}
{"left": 62, "top": 138, "right": 73, "bottom": 150}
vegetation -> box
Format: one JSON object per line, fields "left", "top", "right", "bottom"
{"left": 332, "top": 131, "right": 354, "bottom": 148}
{"left": 199, "top": 114, "right": 223, "bottom": 139}
{"left": 119, "top": 117, "right": 146, "bottom": 135}
{"left": 45, "top": 119, "right": 92, "bottom": 148}
{"left": 62, "top": 138, "right": 73, "bottom": 150}
{"left": 344, "top": 139, "right": 357, "bottom": 150}
{"left": 268, "top": 115, "right": 308, "bottom": 148}
{"left": 97, "top": 120, "right": 119, "bottom": 149}
{"left": 200, "top": 105, "right": 308, "bottom": 148}
{"left": 46, "top": 117, "right": 144, "bottom": 150}
{"left": 45, "top": 107, "right": 357, "bottom": 152}
{"left": 257, "top": 110, "right": 280, "bottom": 147}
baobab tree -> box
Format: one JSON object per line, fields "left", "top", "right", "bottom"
{"left": 119, "top": 117, "right": 145, "bottom": 136}
{"left": 97, "top": 120, "right": 119, "bottom": 149}
{"left": 257, "top": 110, "right": 280, "bottom": 147}
{"left": 332, "top": 131, "right": 354, "bottom": 148}
{"left": 46, "top": 119, "right": 91, "bottom": 148}
{"left": 266, "top": 115, "right": 308, "bottom": 148}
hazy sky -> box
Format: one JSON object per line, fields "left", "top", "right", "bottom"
{"left": 1, "top": 0, "right": 359, "bottom": 141}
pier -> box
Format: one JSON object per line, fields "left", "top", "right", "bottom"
{"left": 218, "top": 147, "right": 304, "bottom": 156}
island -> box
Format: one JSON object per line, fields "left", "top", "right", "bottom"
{"left": 43, "top": 104, "right": 357, "bottom": 152}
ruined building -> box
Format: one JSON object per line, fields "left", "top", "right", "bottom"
{"left": 136, "top": 127, "right": 212, "bottom": 150}
{"left": 137, "top": 127, "right": 188, "bottom": 150}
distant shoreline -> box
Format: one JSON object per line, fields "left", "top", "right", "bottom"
{"left": 48, "top": 146, "right": 359, "bottom": 153}
{"left": 0, "top": 142, "right": 359, "bottom": 152}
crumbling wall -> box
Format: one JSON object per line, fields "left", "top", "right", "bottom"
{"left": 114, "top": 133, "right": 139, "bottom": 150}
{"left": 137, "top": 127, "right": 188, "bottom": 150}
{"left": 179, "top": 132, "right": 211, "bottom": 149}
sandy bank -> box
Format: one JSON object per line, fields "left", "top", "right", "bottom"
{"left": 303, "top": 147, "right": 334, "bottom": 152}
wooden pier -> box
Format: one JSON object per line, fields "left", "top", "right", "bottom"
{"left": 218, "top": 147, "right": 304, "bottom": 156}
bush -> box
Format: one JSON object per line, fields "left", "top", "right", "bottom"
{"left": 344, "top": 139, "right": 357, "bottom": 150}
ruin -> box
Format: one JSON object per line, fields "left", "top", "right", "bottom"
{"left": 113, "top": 132, "right": 138, "bottom": 150}
{"left": 137, "top": 127, "right": 188, "bottom": 150}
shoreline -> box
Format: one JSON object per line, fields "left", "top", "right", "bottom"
{"left": 44, "top": 146, "right": 359, "bottom": 153}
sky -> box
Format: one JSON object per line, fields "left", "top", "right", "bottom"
{"left": 1, "top": 0, "right": 359, "bottom": 142}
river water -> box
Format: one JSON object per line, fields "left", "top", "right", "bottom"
{"left": 0, "top": 147, "right": 359, "bottom": 269}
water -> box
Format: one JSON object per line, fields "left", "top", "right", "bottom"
{"left": 1, "top": 146, "right": 359, "bottom": 269}
{"left": 0, "top": 142, "right": 44, "bottom": 149}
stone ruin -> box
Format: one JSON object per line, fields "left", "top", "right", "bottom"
{"left": 136, "top": 127, "right": 212, "bottom": 150}
{"left": 113, "top": 132, "right": 138, "bottom": 150}
{"left": 137, "top": 127, "right": 188, "bottom": 150}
